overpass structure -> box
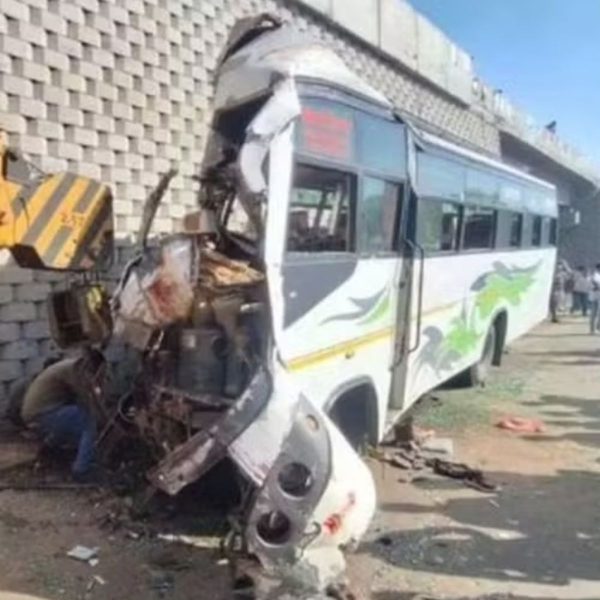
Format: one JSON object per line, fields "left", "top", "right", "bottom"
{"left": 0, "top": 0, "right": 597, "bottom": 395}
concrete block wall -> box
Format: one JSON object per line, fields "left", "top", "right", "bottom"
{"left": 0, "top": 0, "right": 499, "bottom": 402}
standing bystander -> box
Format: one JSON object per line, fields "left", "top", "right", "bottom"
{"left": 588, "top": 264, "right": 600, "bottom": 333}
{"left": 571, "top": 266, "right": 591, "bottom": 316}
{"left": 550, "top": 261, "right": 571, "bottom": 323}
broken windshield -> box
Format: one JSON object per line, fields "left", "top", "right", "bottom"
{"left": 221, "top": 194, "right": 259, "bottom": 241}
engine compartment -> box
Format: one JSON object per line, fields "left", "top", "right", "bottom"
{"left": 116, "top": 237, "right": 269, "bottom": 461}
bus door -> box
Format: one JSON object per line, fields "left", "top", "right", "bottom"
{"left": 388, "top": 187, "right": 420, "bottom": 411}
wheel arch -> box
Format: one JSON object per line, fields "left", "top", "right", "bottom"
{"left": 324, "top": 377, "right": 380, "bottom": 449}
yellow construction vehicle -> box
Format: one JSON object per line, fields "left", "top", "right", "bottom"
{"left": 0, "top": 131, "right": 113, "bottom": 272}
{"left": 0, "top": 132, "right": 115, "bottom": 347}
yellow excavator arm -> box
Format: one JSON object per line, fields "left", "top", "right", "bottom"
{"left": 0, "top": 134, "right": 114, "bottom": 271}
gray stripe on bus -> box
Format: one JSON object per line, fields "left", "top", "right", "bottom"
{"left": 282, "top": 258, "right": 358, "bottom": 328}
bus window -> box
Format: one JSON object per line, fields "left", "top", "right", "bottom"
{"left": 466, "top": 168, "right": 500, "bottom": 206}
{"left": 417, "top": 199, "right": 462, "bottom": 253}
{"left": 356, "top": 113, "right": 406, "bottom": 176}
{"left": 541, "top": 216, "right": 557, "bottom": 246}
{"left": 531, "top": 215, "right": 542, "bottom": 246}
{"left": 549, "top": 218, "right": 558, "bottom": 245}
{"left": 463, "top": 206, "right": 496, "bottom": 250}
{"left": 496, "top": 211, "right": 522, "bottom": 249}
{"left": 287, "top": 163, "right": 355, "bottom": 253}
{"left": 417, "top": 153, "right": 464, "bottom": 201}
{"left": 358, "top": 177, "right": 402, "bottom": 254}
{"left": 509, "top": 213, "right": 523, "bottom": 247}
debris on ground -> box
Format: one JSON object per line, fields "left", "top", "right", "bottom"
{"left": 66, "top": 545, "right": 99, "bottom": 563}
{"left": 325, "top": 581, "right": 358, "bottom": 600}
{"left": 377, "top": 443, "right": 425, "bottom": 472}
{"left": 495, "top": 415, "right": 545, "bottom": 433}
{"left": 376, "top": 430, "right": 496, "bottom": 492}
{"left": 389, "top": 417, "right": 436, "bottom": 446}
{"left": 158, "top": 533, "right": 221, "bottom": 550}
{"left": 148, "top": 570, "right": 175, "bottom": 593}
{"left": 413, "top": 426, "right": 437, "bottom": 444}
{"left": 428, "top": 458, "right": 498, "bottom": 493}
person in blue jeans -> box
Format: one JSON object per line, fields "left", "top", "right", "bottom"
{"left": 20, "top": 349, "right": 106, "bottom": 482}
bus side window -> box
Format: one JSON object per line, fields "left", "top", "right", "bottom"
{"left": 497, "top": 211, "right": 523, "bottom": 248}
{"left": 463, "top": 206, "right": 496, "bottom": 250}
{"left": 358, "top": 177, "right": 402, "bottom": 254}
{"left": 287, "top": 163, "right": 356, "bottom": 253}
{"left": 509, "top": 212, "right": 523, "bottom": 247}
{"left": 549, "top": 218, "right": 558, "bottom": 245}
{"left": 416, "top": 199, "right": 462, "bottom": 253}
{"left": 531, "top": 215, "right": 542, "bottom": 247}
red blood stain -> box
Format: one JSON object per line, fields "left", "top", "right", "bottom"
{"left": 323, "top": 514, "right": 342, "bottom": 535}
{"left": 148, "top": 271, "right": 178, "bottom": 318}
{"left": 323, "top": 492, "right": 357, "bottom": 536}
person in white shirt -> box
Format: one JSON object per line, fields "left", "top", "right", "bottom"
{"left": 588, "top": 264, "right": 600, "bottom": 333}
{"left": 571, "top": 266, "right": 591, "bottom": 316}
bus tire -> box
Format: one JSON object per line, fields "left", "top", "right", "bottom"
{"left": 464, "top": 323, "right": 497, "bottom": 387}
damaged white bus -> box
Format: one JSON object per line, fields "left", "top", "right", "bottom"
{"left": 140, "top": 15, "right": 556, "bottom": 591}
{"left": 145, "top": 15, "right": 556, "bottom": 591}
{"left": 23, "top": 14, "right": 556, "bottom": 595}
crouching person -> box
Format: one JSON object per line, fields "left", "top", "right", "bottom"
{"left": 20, "top": 349, "right": 107, "bottom": 482}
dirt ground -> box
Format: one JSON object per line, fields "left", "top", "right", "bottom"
{"left": 351, "top": 316, "right": 600, "bottom": 600}
{"left": 1, "top": 317, "right": 600, "bottom": 599}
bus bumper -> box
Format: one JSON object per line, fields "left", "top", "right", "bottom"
{"left": 150, "top": 372, "right": 376, "bottom": 592}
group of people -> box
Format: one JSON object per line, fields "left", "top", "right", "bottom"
{"left": 551, "top": 261, "right": 600, "bottom": 332}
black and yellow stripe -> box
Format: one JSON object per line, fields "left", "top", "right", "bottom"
{"left": 2, "top": 171, "right": 113, "bottom": 271}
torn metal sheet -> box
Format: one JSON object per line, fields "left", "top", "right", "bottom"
{"left": 149, "top": 369, "right": 271, "bottom": 496}
{"left": 239, "top": 78, "right": 301, "bottom": 196}
{"left": 213, "top": 20, "right": 389, "bottom": 114}
{"left": 112, "top": 236, "right": 197, "bottom": 349}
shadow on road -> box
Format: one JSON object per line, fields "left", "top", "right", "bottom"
{"left": 520, "top": 394, "right": 600, "bottom": 450}
{"left": 369, "top": 468, "right": 600, "bottom": 587}
{"left": 372, "top": 593, "right": 599, "bottom": 600}
{"left": 523, "top": 349, "right": 600, "bottom": 358}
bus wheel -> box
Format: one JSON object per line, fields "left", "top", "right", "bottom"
{"left": 465, "top": 324, "right": 497, "bottom": 387}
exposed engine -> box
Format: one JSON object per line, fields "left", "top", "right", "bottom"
{"left": 114, "top": 237, "right": 268, "bottom": 459}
